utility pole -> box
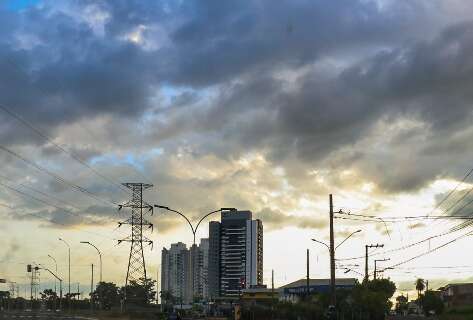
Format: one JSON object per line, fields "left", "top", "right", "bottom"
{"left": 156, "top": 266, "right": 159, "bottom": 305}
{"left": 374, "top": 258, "right": 390, "bottom": 280}
{"left": 118, "top": 183, "right": 154, "bottom": 305}
{"left": 58, "top": 238, "right": 71, "bottom": 311}
{"left": 329, "top": 194, "right": 336, "bottom": 307}
{"left": 306, "top": 249, "right": 310, "bottom": 299}
{"left": 364, "top": 244, "right": 384, "bottom": 282}
{"left": 91, "top": 263, "right": 94, "bottom": 313}
{"left": 271, "top": 269, "right": 275, "bottom": 320}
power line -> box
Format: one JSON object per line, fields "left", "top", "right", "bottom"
{"left": 0, "top": 180, "right": 120, "bottom": 241}
{"left": 0, "top": 173, "right": 82, "bottom": 212}
{"left": 0, "top": 144, "right": 117, "bottom": 206}
{"left": 387, "top": 230, "right": 473, "bottom": 269}
{"left": 334, "top": 212, "right": 473, "bottom": 222}
{"left": 427, "top": 168, "right": 473, "bottom": 216}
{"left": 337, "top": 223, "right": 472, "bottom": 261}
{"left": 0, "top": 103, "right": 131, "bottom": 197}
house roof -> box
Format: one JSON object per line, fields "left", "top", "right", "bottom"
{"left": 278, "top": 278, "right": 357, "bottom": 289}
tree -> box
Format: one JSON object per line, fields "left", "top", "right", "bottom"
{"left": 395, "top": 295, "right": 408, "bottom": 314}
{"left": 351, "top": 279, "right": 396, "bottom": 320}
{"left": 415, "top": 278, "right": 425, "bottom": 298}
{"left": 121, "top": 278, "right": 156, "bottom": 307}
{"left": 419, "top": 290, "right": 444, "bottom": 316}
{"left": 40, "top": 289, "right": 58, "bottom": 310}
{"left": 92, "top": 282, "right": 120, "bottom": 310}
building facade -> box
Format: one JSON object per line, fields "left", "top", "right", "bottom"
{"left": 191, "top": 238, "right": 210, "bottom": 300}
{"left": 208, "top": 210, "right": 263, "bottom": 298}
{"left": 161, "top": 242, "right": 192, "bottom": 304}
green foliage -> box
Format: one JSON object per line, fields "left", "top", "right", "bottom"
{"left": 241, "top": 279, "right": 396, "bottom": 320}
{"left": 40, "top": 289, "right": 58, "bottom": 310}
{"left": 351, "top": 279, "right": 396, "bottom": 320}
{"left": 415, "top": 278, "right": 426, "bottom": 297}
{"left": 271, "top": 300, "right": 324, "bottom": 320}
{"left": 419, "top": 290, "right": 444, "bottom": 315}
{"left": 395, "top": 295, "right": 408, "bottom": 313}
{"left": 92, "top": 281, "right": 120, "bottom": 309}
{"left": 121, "top": 278, "right": 156, "bottom": 307}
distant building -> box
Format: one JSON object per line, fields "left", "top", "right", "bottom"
{"left": 439, "top": 283, "right": 473, "bottom": 307}
{"left": 241, "top": 285, "right": 278, "bottom": 306}
{"left": 191, "top": 238, "right": 210, "bottom": 300}
{"left": 279, "top": 278, "right": 357, "bottom": 303}
{"left": 208, "top": 221, "right": 221, "bottom": 300}
{"left": 161, "top": 242, "right": 192, "bottom": 304}
{"left": 208, "top": 210, "right": 263, "bottom": 299}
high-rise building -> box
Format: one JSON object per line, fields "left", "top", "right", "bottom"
{"left": 161, "top": 242, "right": 192, "bottom": 304}
{"left": 194, "top": 238, "right": 209, "bottom": 299}
{"left": 208, "top": 221, "right": 221, "bottom": 299}
{"left": 162, "top": 240, "right": 210, "bottom": 304}
{"left": 208, "top": 210, "right": 263, "bottom": 298}
{"left": 246, "top": 219, "right": 263, "bottom": 287}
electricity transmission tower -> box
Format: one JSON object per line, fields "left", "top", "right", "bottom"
{"left": 118, "top": 183, "right": 154, "bottom": 296}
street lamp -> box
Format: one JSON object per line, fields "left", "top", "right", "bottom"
{"left": 47, "top": 255, "right": 58, "bottom": 294}
{"left": 154, "top": 205, "right": 237, "bottom": 300}
{"left": 58, "top": 238, "right": 71, "bottom": 299}
{"left": 154, "top": 205, "right": 237, "bottom": 245}
{"left": 80, "top": 241, "right": 102, "bottom": 283}
{"left": 311, "top": 229, "right": 362, "bottom": 300}
{"left": 311, "top": 229, "right": 362, "bottom": 252}
{"left": 47, "top": 254, "right": 58, "bottom": 311}
{"left": 37, "top": 266, "right": 63, "bottom": 311}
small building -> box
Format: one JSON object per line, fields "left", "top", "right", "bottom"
{"left": 279, "top": 278, "right": 357, "bottom": 303}
{"left": 439, "top": 283, "right": 473, "bottom": 307}
{"left": 241, "top": 285, "right": 278, "bottom": 305}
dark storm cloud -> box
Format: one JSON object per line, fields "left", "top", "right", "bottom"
{"left": 0, "top": 0, "right": 434, "bottom": 147}
{"left": 0, "top": 2, "right": 161, "bottom": 147}
{"left": 2, "top": 0, "right": 473, "bottom": 230}
{"left": 167, "top": 0, "right": 433, "bottom": 86}
{"left": 179, "top": 20, "right": 473, "bottom": 193}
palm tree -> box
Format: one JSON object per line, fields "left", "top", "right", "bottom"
{"left": 415, "top": 278, "right": 425, "bottom": 298}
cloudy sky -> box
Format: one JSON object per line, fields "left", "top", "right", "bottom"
{"left": 1, "top": 0, "right": 473, "bottom": 297}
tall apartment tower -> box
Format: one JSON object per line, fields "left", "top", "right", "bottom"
{"left": 194, "top": 238, "right": 209, "bottom": 299}
{"left": 208, "top": 210, "right": 263, "bottom": 298}
{"left": 161, "top": 242, "right": 192, "bottom": 304}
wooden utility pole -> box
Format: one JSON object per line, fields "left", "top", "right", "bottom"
{"left": 364, "top": 244, "right": 383, "bottom": 282}
{"left": 374, "top": 258, "right": 390, "bottom": 280}
{"left": 329, "top": 194, "right": 336, "bottom": 306}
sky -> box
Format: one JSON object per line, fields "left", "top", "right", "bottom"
{"left": 1, "top": 0, "right": 473, "bottom": 299}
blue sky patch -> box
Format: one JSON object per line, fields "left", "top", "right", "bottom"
{"left": 5, "top": 0, "right": 40, "bottom": 11}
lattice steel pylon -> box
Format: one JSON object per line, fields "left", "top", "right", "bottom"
{"left": 118, "top": 183, "right": 154, "bottom": 297}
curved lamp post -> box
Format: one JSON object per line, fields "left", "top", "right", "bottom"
{"left": 311, "top": 229, "right": 362, "bottom": 252}
{"left": 154, "top": 206, "right": 237, "bottom": 245}
{"left": 58, "top": 238, "right": 71, "bottom": 298}
{"left": 80, "top": 241, "right": 102, "bottom": 283}
{"left": 47, "top": 254, "right": 58, "bottom": 294}
{"left": 311, "top": 229, "right": 362, "bottom": 285}
{"left": 154, "top": 205, "right": 237, "bottom": 304}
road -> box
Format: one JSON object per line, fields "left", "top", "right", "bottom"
{"left": 0, "top": 312, "right": 98, "bottom": 320}
{"left": 387, "top": 316, "right": 437, "bottom": 320}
